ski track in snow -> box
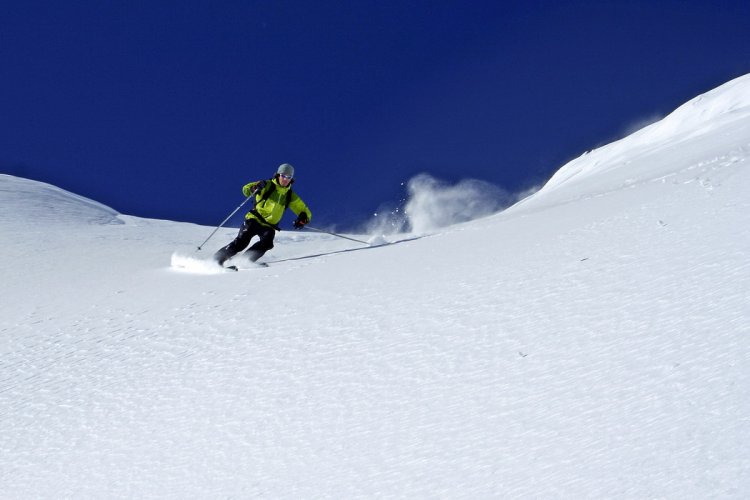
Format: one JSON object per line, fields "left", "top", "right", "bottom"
{"left": 1, "top": 76, "right": 750, "bottom": 498}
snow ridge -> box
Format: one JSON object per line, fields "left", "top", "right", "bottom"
{"left": 519, "top": 74, "right": 750, "bottom": 211}
{"left": 0, "top": 174, "right": 122, "bottom": 226}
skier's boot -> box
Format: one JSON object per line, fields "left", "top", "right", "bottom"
{"left": 243, "top": 249, "right": 263, "bottom": 263}
{"left": 213, "top": 247, "right": 232, "bottom": 267}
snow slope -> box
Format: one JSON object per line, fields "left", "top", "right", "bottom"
{"left": 1, "top": 74, "right": 749, "bottom": 498}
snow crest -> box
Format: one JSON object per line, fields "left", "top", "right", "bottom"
{"left": 0, "top": 174, "right": 122, "bottom": 226}
{"left": 514, "top": 74, "right": 750, "bottom": 211}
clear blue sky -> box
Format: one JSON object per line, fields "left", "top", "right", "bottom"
{"left": 2, "top": 0, "right": 749, "bottom": 230}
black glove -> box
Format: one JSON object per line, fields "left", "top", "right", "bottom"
{"left": 293, "top": 212, "right": 309, "bottom": 229}
{"left": 252, "top": 180, "right": 266, "bottom": 193}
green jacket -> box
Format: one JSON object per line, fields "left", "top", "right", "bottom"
{"left": 242, "top": 178, "right": 312, "bottom": 228}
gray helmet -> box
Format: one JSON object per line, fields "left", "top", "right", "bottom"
{"left": 277, "top": 163, "right": 294, "bottom": 178}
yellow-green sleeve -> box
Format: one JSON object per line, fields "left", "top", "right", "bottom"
{"left": 242, "top": 181, "right": 262, "bottom": 197}
{"left": 289, "top": 193, "right": 311, "bottom": 222}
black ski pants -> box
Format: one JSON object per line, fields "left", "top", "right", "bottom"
{"left": 214, "top": 218, "right": 275, "bottom": 264}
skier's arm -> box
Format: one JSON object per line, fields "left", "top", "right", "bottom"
{"left": 289, "top": 194, "right": 312, "bottom": 223}
{"left": 242, "top": 180, "right": 266, "bottom": 197}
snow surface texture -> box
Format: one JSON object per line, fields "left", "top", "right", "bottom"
{"left": 2, "top": 74, "right": 750, "bottom": 498}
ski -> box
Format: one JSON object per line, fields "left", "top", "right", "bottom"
{"left": 222, "top": 262, "right": 268, "bottom": 272}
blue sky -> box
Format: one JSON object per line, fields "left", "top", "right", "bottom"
{"left": 2, "top": 0, "right": 749, "bottom": 230}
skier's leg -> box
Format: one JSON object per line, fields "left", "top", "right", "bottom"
{"left": 244, "top": 225, "right": 276, "bottom": 262}
{"left": 213, "top": 219, "right": 256, "bottom": 265}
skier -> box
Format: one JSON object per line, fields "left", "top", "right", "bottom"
{"left": 213, "top": 163, "right": 311, "bottom": 267}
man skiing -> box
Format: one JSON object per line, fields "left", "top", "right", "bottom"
{"left": 213, "top": 163, "right": 311, "bottom": 267}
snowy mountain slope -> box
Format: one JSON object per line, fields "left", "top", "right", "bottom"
{"left": 511, "top": 73, "right": 750, "bottom": 213}
{"left": 0, "top": 174, "right": 122, "bottom": 226}
{"left": 1, "top": 75, "right": 749, "bottom": 498}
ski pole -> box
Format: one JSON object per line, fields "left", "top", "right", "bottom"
{"left": 304, "top": 225, "right": 370, "bottom": 245}
{"left": 196, "top": 196, "right": 253, "bottom": 251}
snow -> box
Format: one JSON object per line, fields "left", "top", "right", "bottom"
{"left": 2, "top": 74, "right": 749, "bottom": 498}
